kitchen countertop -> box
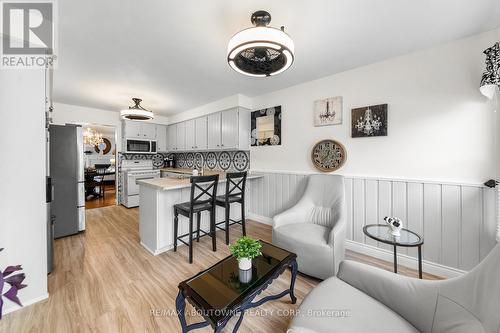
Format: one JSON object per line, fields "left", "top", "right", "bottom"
{"left": 138, "top": 171, "right": 263, "bottom": 191}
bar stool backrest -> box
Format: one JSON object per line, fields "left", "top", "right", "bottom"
{"left": 189, "top": 174, "right": 219, "bottom": 210}
{"left": 224, "top": 172, "right": 247, "bottom": 202}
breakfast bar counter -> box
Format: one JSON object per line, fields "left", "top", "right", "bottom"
{"left": 137, "top": 172, "right": 263, "bottom": 255}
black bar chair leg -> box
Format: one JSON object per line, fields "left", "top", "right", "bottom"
{"left": 196, "top": 212, "right": 201, "bottom": 242}
{"left": 225, "top": 204, "right": 231, "bottom": 245}
{"left": 174, "top": 211, "right": 178, "bottom": 252}
{"left": 241, "top": 200, "right": 246, "bottom": 236}
{"left": 211, "top": 208, "right": 217, "bottom": 252}
{"left": 189, "top": 213, "right": 193, "bottom": 264}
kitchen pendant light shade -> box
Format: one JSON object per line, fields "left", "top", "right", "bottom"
{"left": 120, "top": 98, "right": 154, "bottom": 121}
{"left": 227, "top": 11, "right": 294, "bottom": 77}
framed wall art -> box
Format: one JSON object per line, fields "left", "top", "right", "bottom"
{"left": 351, "top": 104, "right": 388, "bottom": 138}
{"left": 313, "top": 96, "right": 342, "bottom": 126}
{"left": 251, "top": 106, "right": 282, "bottom": 146}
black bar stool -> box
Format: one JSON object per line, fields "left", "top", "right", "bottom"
{"left": 215, "top": 172, "right": 247, "bottom": 245}
{"left": 174, "top": 174, "right": 219, "bottom": 263}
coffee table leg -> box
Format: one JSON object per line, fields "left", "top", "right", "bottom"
{"left": 393, "top": 245, "right": 398, "bottom": 274}
{"left": 231, "top": 312, "right": 245, "bottom": 333}
{"left": 289, "top": 259, "right": 298, "bottom": 304}
{"left": 418, "top": 245, "right": 423, "bottom": 279}
{"left": 176, "top": 290, "right": 188, "bottom": 333}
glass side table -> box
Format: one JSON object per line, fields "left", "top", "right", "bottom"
{"left": 363, "top": 224, "right": 424, "bottom": 279}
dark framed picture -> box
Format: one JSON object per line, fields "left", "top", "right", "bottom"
{"left": 351, "top": 104, "right": 388, "bottom": 138}
{"left": 251, "top": 106, "right": 282, "bottom": 146}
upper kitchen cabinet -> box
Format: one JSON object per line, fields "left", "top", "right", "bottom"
{"left": 221, "top": 109, "right": 239, "bottom": 149}
{"left": 207, "top": 112, "right": 222, "bottom": 150}
{"left": 195, "top": 116, "right": 208, "bottom": 150}
{"left": 185, "top": 119, "right": 196, "bottom": 150}
{"left": 176, "top": 121, "right": 186, "bottom": 151}
{"left": 156, "top": 124, "right": 167, "bottom": 152}
{"left": 167, "top": 124, "right": 177, "bottom": 151}
{"left": 122, "top": 120, "right": 157, "bottom": 140}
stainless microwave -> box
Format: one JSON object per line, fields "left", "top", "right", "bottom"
{"left": 125, "top": 139, "right": 157, "bottom": 154}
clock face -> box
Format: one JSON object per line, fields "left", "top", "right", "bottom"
{"left": 311, "top": 139, "right": 346, "bottom": 172}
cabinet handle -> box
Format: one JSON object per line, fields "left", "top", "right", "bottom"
{"left": 221, "top": 144, "right": 224, "bottom": 147}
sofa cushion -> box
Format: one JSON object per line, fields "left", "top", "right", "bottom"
{"left": 273, "top": 223, "right": 335, "bottom": 279}
{"left": 288, "top": 277, "right": 418, "bottom": 333}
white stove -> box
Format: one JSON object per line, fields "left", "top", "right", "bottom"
{"left": 121, "top": 160, "right": 160, "bottom": 208}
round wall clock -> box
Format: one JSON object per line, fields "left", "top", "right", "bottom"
{"left": 94, "top": 138, "right": 112, "bottom": 155}
{"left": 311, "top": 139, "right": 347, "bottom": 172}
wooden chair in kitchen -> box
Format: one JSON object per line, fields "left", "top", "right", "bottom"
{"left": 94, "top": 165, "right": 109, "bottom": 198}
{"left": 215, "top": 171, "right": 247, "bottom": 245}
{"left": 173, "top": 174, "right": 219, "bottom": 263}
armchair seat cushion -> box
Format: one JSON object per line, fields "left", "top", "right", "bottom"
{"left": 273, "top": 223, "right": 334, "bottom": 279}
{"left": 288, "top": 276, "right": 418, "bottom": 333}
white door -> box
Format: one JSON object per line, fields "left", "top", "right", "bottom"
{"left": 221, "top": 109, "right": 238, "bottom": 149}
{"left": 195, "top": 116, "right": 208, "bottom": 150}
{"left": 125, "top": 121, "right": 141, "bottom": 138}
{"left": 207, "top": 112, "right": 221, "bottom": 150}
{"left": 176, "top": 121, "right": 186, "bottom": 150}
{"left": 185, "top": 119, "right": 196, "bottom": 151}
{"left": 156, "top": 124, "right": 167, "bottom": 152}
{"left": 141, "top": 123, "right": 156, "bottom": 140}
{"left": 168, "top": 124, "right": 177, "bottom": 151}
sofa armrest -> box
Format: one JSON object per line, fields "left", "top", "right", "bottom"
{"left": 338, "top": 260, "right": 439, "bottom": 333}
{"left": 273, "top": 203, "right": 310, "bottom": 229}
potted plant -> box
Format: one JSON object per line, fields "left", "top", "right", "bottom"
{"left": 229, "top": 236, "right": 262, "bottom": 271}
{"left": 0, "top": 247, "right": 27, "bottom": 319}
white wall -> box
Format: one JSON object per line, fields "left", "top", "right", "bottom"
{"left": 249, "top": 28, "right": 500, "bottom": 184}
{"left": 52, "top": 103, "right": 170, "bottom": 152}
{"left": 0, "top": 69, "right": 48, "bottom": 313}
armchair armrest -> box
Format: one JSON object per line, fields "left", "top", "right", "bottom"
{"left": 272, "top": 202, "right": 311, "bottom": 229}
{"left": 338, "top": 260, "right": 439, "bottom": 333}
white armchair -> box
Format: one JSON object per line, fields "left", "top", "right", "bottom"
{"left": 272, "top": 174, "right": 346, "bottom": 280}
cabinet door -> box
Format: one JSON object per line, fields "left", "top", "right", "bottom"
{"left": 185, "top": 119, "right": 196, "bottom": 150}
{"left": 167, "top": 124, "right": 177, "bottom": 151}
{"left": 156, "top": 124, "right": 167, "bottom": 152}
{"left": 124, "top": 121, "right": 141, "bottom": 138}
{"left": 207, "top": 112, "right": 221, "bottom": 150}
{"left": 195, "top": 116, "right": 208, "bottom": 150}
{"left": 141, "top": 123, "right": 156, "bottom": 139}
{"left": 221, "top": 109, "right": 238, "bottom": 149}
{"left": 176, "top": 122, "right": 186, "bottom": 150}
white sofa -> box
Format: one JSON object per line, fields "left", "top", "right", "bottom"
{"left": 272, "top": 174, "right": 346, "bottom": 280}
{"left": 288, "top": 243, "right": 500, "bottom": 333}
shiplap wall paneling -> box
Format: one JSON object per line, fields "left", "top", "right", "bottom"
{"left": 345, "top": 178, "right": 353, "bottom": 240}
{"left": 441, "top": 185, "right": 461, "bottom": 268}
{"left": 481, "top": 188, "right": 497, "bottom": 260}
{"left": 364, "top": 180, "right": 379, "bottom": 247}
{"left": 460, "top": 186, "right": 481, "bottom": 271}
{"left": 352, "top": 179, "right": 365, "bottom": 244}
{"left": 406, "top": 183, "right": 424, "bottom": 258}
{"left": 378, "top": 181, "right": 393, "bottom": 252}
{"left": 423, "top": 184, "right": 442, "bottom": 263}
{"left": 393, "top": 182, "right": 408, "bottom": 255}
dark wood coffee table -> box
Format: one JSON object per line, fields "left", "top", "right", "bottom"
{"left": 176, "top": 240, "right": 298, "bottom": 333}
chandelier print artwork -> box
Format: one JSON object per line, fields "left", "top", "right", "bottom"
{"left": 479, "top": 42, "right": 500, "bottom": 99}
{"left": 313, "top": 96, "right": 342, "bottom": 126}
{"left": 351, "top": 104, "right": 388, "bottom": 138}
{"left": 83, "top": 128, "right": 104, "bottom": 146}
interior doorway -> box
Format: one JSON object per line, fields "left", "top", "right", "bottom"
{"left": 82, "top": 124, "right": 117, "bottom": 209}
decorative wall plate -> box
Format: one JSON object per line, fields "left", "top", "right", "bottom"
{"left": 94, "top": 138, "right": 112, "bottom": 154}
{"left": 311, "top": 139, "right": 346, "bottom": 172}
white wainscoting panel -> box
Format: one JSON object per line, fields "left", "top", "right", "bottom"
{"left": 247, "top": 170, "right": 497, "bottom": 272}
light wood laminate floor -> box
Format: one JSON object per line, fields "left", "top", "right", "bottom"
{"left": 1, "top": 205, "right": 441, "bottom": 333}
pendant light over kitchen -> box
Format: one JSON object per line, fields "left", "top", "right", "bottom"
{"left": 120, "top": 98, "right": 154, "bottom": 121}
{"left": 227, "top": 10, "right": 294, "bottom": 77}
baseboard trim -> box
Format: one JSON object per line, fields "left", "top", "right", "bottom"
{"left": 140, "top": 242, "right": 173, "bottom": 256}
{"left": 247, "top": 213, "right": 273, "bottom": 225}
{"left": 2, "top": 293, "right": 49, "bottom": 316}
{"left": 345, "top": 240, "right": 465, "bottom": 278}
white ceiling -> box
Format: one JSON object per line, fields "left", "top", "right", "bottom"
{"left": 54, "top": 0, "right": 500, "bottom": 116}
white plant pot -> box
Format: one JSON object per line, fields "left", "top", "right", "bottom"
{"left": 238, "top": 257, "right": 252, "bottom": 271}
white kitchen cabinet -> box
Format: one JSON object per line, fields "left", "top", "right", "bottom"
{"left": 195, "top": 116, "right": 208, "bottom": 150}
{"left": 176, "top": 121, "right": 186, "bottom": 150}
{"left": 141, "top": 123, "right": 156, "bottom": 139}
{"left": 221, "top": 109, "right": 239, "bottom": 149}
{"left": 167, "top": 124, "right": 177, "bottom": 151}
{"left": 185, "top": 119, "right": 196, "bottom": 150}
{"left": 207, "top": 112, "right": 222, "bottom": 150}
{"left": 156, "top": 124, "right": 167, "bottom": 152}
{"left": 123, "top": 120, "right": 142, "bottom": 138}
